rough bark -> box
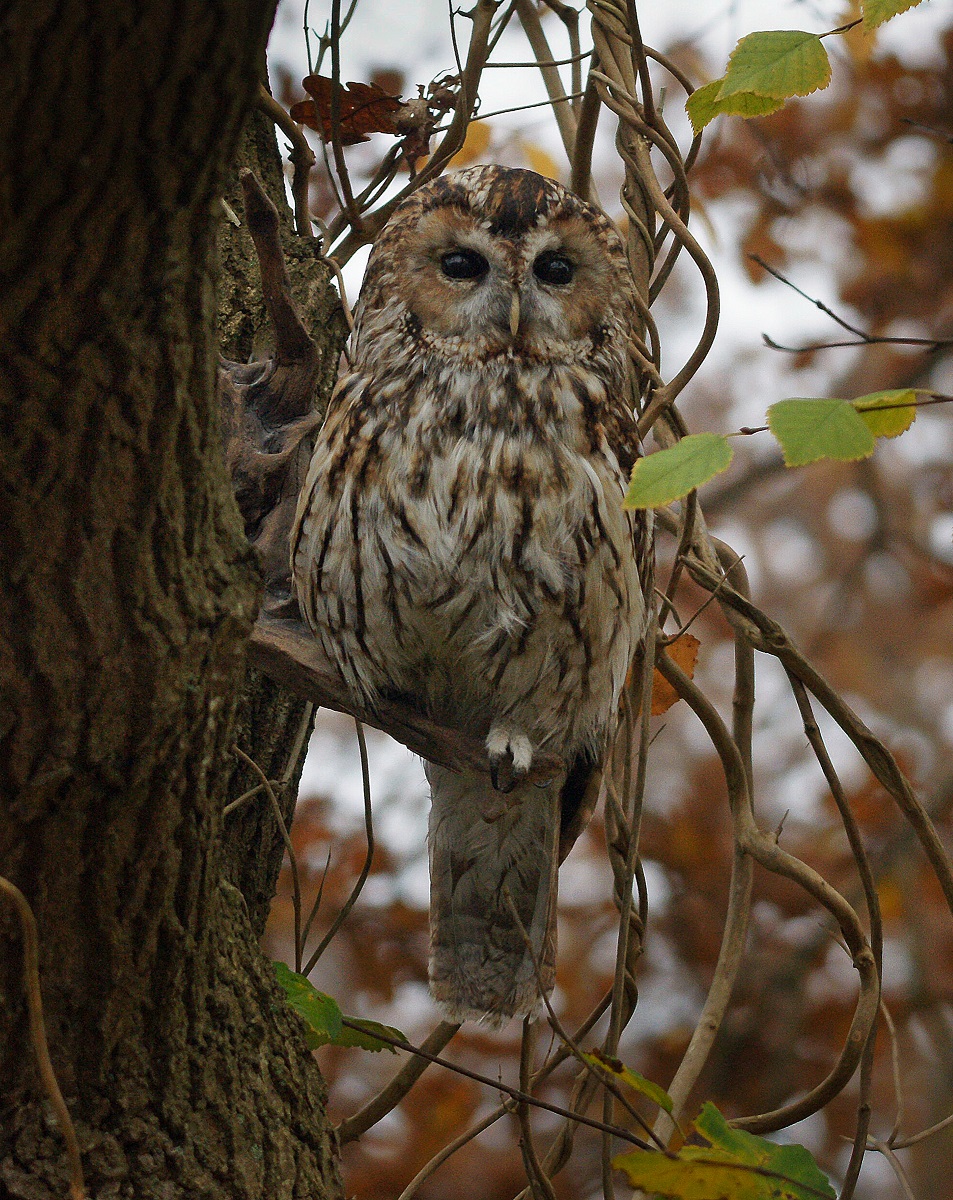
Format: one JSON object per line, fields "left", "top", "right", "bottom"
{"left": 216, "top": 103, "right": 346, "bottom": 939}
{"left": 0, "top": 2, "right": 342, "bottom": 1196}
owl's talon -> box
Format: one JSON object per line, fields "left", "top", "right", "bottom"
{"left": 489, "top": 753, "right": 517, "bottom": 793}
{"left": 487, "top": 728, "right": 533, "bottom": 793}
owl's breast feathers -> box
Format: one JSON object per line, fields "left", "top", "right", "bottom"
{"left": 291, "top": 354, "right": 643, "bottom": 757}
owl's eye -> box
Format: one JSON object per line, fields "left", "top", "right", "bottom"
{"left": 440, "top": 249, "right": 489, "bottom": 280}
{"left": 533, "top": 251, "right": 574, "bottom": 286}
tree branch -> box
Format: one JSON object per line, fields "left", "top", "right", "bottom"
{"left": 248, "top": 615, "right": 562, "bottom": 780}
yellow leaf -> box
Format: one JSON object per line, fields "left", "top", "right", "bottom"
{"left": 853, "top": 389, "right": 917, "bottom": 439}
{"left": 518, "top": 138, "right": 561, "bottom": 181}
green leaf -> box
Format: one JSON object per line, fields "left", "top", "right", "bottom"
{"left": 767, "top": 398, "right": 875, "bottom": 466}
{"left": 624, "top": 433, "right": 733, "bottom": 509}
{"left": 612, "top": 1151, "right": 831, "bottom": 1199}
{"left": 694, "top": 1103, "right": 835, "bottom": 1197}
{"left": 274, "top": 962, "right": 343, "bottom": 1048}
{"left": 717, "top": 30, "right": 832, "bottom": 101}
{"left": 272, "top": 963, "right": 406, "bottom": 1052}
{"left": 685, "top": 79, "right": 724, "bottom": 133}
{"left": 583, "top": 1050, "right": 675, "bottom": 1115}
{"left": 863, "top": 0, "right": 926, "bottom": 31}
{"left": 717, "top": 91, "right": 786, "bottom": 121}
{"left": 852, "top": 388, "right": 917, "bottom": 438}
{"left": 614, "top": 1102, "right": 836, "bottom": 1199}
{"left": 334, "top": 1016, "right": 405, "bottom": 1053}
{"left": 686, "top": 79, "right": 785, "bottom": 133}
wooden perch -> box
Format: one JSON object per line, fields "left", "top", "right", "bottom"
{"left": 248, "top": 616, "right": 562, "bottom": 780}
{"left": 220, "top": 171, "right": 563, "bottom": 784}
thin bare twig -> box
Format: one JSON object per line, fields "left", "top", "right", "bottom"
{"left": 752, "top": 253, "right": 953, "bottom": 354}
{"left": 234, "top": 745, "right": 303, "bottom": 968}
{"left": 338, "top": 1020, "right": 461, "bottom": 1144}
{"left": 889, "top": 1107, "right": 953, "bottom": 1151}
{"left": 337, "top": 1018, "right": 652, "bottom": 1147}
{"left": 880, "top": 1002, "right": 906, "bottom": 1144}
{"left": 503, "top": 890, "right": 664, "bottom": 1147}
{"left": 866, "top": 1136, "right": 918, "bottom": 1200}
{"left": 0, "top": 876, "right": 86, "bottom": 1200}
{"left": 222, "top": 780, "right": 270, "bottom": 817}
{"left": 328, "top": 0, "right": 363, "bottom": 234}
{"left": 299, "top": 846, "right": 333, "bottom": 953}
{"left": 301, "top": 717, "right": 375, "bottom": 975}
{"left": 256, "top": 85, "right": 316, "bottom": 237}
{"left": 396, "top": 1105, "right": 511, "bottom": 1200}
{"left": 518, "top": 1021, "right": 559, "bottom": 1200}
{"left": 786, "top": 671, "right": 881, "bottom": 1200}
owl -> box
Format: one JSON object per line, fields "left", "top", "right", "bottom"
{"left": 291, "top": 165, "right": 645, "bottom": 1024}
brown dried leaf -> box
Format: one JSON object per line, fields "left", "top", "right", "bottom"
{"left": 651, "top": 633, "right": 701, "bottom": 715}
{"left": 291, "top": 75, "right": 405, "bottom": 144}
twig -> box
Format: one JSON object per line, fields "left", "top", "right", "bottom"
{"left": 763, "top": 332, "right": 953, "bottom": 353}
{"left": 301, "top": 717, "right": 375, "bottom": 975}
{"left": 0, "top": 876, "right": 86, "bottom": 1200}
{"left": 336, "top": 1018, "right": 652, "bottom": 1147}
{"left": 402, "top": 992, "right": 618, "bottom": 1200}
{"left": 472, "top": 92, "right": 586, "bottom": 122}
{"left": 889, "top": 1107, "right": 953, "bottom": 1151}
{"left": 256, "top": 84, "right": 316, "bottom": 237}
{"left": 328, "top": 0, "right": 363, "bottom": 235}
{"left": 517, "top": 1020, "right": 558, "bottom": 1200}
{"left": 516, "top": 0, "right": 578, "bottom": 162}
{"left": 655, "top": 653, "right": 880, "bottom": 1134}
{"left": 484, "top": 50, "right": 593, "bottom": 69}
{"left": 338, "top": 1020, "right": 461, "bottom": 1144}
{"left": 396, "top": 1105, "right": 510, "bottom": 1200}
{"left": 320, "top": 252, "right": 355, "bottom": 335}
{"left": 866, "top": 1136, "right": 918, "bottom": 1200}
{"left": 234, "top": 745, "right": 303, "bottom": 969}
{"left": 248, "top": 614, "right": 564, "bottom": 782}
{"left": 299, "top": 846, "right": 333, "bottom": 953}
{"left": 750, "top": 254, "right": 953, "bottom": 354}
{"left": 902, "top": 115, "right": 953, "bottom": 144}
{"left": 222, "top": 780, "right": 270, "bottom": 817}
{"left": 880, "top": 1002, "right": 906, "bottom": 1144}
{"left": 503, "top": 890, "right": 663, "bottom": 1146}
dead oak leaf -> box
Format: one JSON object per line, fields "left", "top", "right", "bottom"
{"left": 651, "top": 633, "right": 700, "bottom": 715}
{"left": 290, "top": 75, "right": 404, "bottom": 144}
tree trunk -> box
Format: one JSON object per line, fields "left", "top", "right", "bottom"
{"left": 0, "top": 3, "right": 342, "bottom": 1196}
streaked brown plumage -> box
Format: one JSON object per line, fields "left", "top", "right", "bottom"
{"left": 292, "top": 165, "right": 645, "bottom": 1023}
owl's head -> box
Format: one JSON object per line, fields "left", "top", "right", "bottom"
{"left": 353, "top": 165, "right": 635, "bottom": 367}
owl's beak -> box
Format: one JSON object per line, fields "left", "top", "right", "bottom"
{"left": 508, "top": 291, "right": 521, "bottom": 338}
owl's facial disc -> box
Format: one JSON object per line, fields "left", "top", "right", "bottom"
{"left": 396, "top": 205, "right": 616, "bottom": 357}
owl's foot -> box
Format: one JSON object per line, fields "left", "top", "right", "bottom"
{"left": 486, "top": 726, "right": 533, "bottom": 793}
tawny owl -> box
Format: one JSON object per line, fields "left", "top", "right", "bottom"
{"left": 291, "top": 165, "right": 644, "bottom": 1024}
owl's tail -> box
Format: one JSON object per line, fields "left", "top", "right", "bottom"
{"left": 425, "top": 763, "right": 562, "bottom": 1025}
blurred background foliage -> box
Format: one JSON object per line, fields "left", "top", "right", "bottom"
{"left": 262, "top": 4, "right": 953, "bottom": 1196}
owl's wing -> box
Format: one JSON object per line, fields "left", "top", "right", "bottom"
{"left": 289, "top": 371, "right": 367, "bottom": 587}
